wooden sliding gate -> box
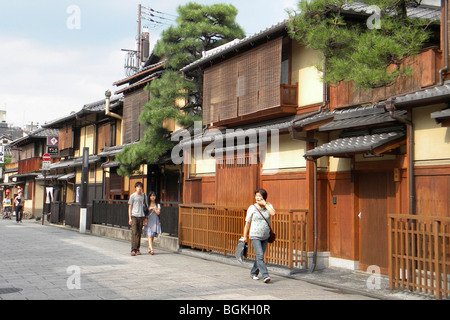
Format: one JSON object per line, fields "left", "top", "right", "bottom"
{"left": 388, "top": 214, "right": 450, "bottom": 299}
{"left": 179, "top": 204, "right": 308, "bottom": 270}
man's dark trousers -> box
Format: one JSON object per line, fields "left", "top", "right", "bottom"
{"left": 131, "top": 216, "right": 146, "bottom": 253}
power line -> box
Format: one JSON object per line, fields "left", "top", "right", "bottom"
{"left": 140, "top": 6, "right": 176, "bottom": 29}
{"left": 142, "top": 11, "right": 175, "bottom": 22}
{"left": 142, "top": 6, "right": 178, "bottom": 18}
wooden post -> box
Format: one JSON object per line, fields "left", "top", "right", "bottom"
{"left": 306, "top": 131, "right": 315, "bottom": 253}
{"left": 388, "top": 216, "right": 394, "bottom": 290}
{"left": 434, "top": 220, "right": 442, "bottom": 300}
{"left": 191, "top": 206, "right": 194, "bottom": 248}
{"left": 288, "top": 210, "right": 293, "bottom": 269}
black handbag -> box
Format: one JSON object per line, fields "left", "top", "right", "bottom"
{"left": 143, "top": 193, "right": 149, "bottom": 216}
{"left": 253, "top": 205, "right": 276, "bottom": 243}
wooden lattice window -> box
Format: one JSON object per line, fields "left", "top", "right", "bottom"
{"left": 203, "top": 37, "right": 282, "bottom": 125}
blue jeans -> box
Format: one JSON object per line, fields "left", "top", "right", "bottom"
{"left": 250, "top": 238, "right": 269, "bottom": 278}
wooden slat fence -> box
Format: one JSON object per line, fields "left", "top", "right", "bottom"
{"left": 388, "top": 214, "right": 450, "bottom": 300}
{"left": 92, "top": 199, "right": 129, "bottom": 229}
{"left": 179, "top": 204, "right": 308, "bottom": 270}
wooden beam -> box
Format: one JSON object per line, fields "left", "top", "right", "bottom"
{"left": 372, "top": 139, "right": 406, "bottom": 155}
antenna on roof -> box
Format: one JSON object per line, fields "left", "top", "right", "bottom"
{"left": 121, "top": 4, "right": 145, "bottom": 77}
{"left": 121, "top": 5, "right": 174, "bottom": 77}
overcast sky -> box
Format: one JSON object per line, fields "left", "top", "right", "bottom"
{"left": 0, "top": 0, "right": 298, "bottom": 128}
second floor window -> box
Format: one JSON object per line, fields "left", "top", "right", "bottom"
{"left": 203, "top": 37, "right": 283, "bottom": 125}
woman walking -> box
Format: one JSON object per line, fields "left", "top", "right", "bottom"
{"left": 143, "top": 192, "right": 162, "bottom": 255}
{"left": 242, "top": 188, "right": 276, "bottom": 283}
{"left": 14, "top": 190, "right": 25, "bottom": 223}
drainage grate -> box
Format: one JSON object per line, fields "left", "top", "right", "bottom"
{"left": 0, "top": 287, "right": 23, "bottom": 295}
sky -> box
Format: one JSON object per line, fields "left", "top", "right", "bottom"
{"left": 0, "top": 0, "right": 298, "bottom": 128}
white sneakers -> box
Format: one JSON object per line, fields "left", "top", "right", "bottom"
{"left": 251, "top": 275, "right": 271, "bottom": 283}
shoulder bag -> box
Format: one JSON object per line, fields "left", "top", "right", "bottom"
{"left": 253, "top": 205, "right": 276, "bottom": 243}
{"left": 143, "top": 193, "right": 149, "bottom": 216}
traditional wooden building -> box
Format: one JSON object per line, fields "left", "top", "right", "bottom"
{"left": 179, "top": 2, "right": 447, "bottom": 281}
{"left": 42, "top": 95, "right": 123, "bottom": 226}
{"left": 112, "top": 56, "right": 184, "bottom": 204}
{"left": 7, "top": 127, "right": 59, "bottom": 217}
{"left": 180, "top": 19, "right": 326, "bottom": 269}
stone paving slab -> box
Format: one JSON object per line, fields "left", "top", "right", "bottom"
{"left": 3, "top": 218, "right": 442, "bottom": 306}
{"left": 0, "top": 219, "right": 376, "bottom": 304}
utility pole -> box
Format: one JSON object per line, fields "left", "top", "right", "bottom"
{"left": 136, "top": 4, "right": 142, "bottom": 70}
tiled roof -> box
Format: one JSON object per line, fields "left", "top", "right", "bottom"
{"left": 98, "top": 142, "right": 137, "bottom": 157}
{"left": 181, "top": 20, "right": 287, "bottom": 72}
{"left": 431, "top": 108, "right": 450, "bottom": 121}
{"left": 83, "top": 95, "right": 123, "bottom": 112}
{"left": 9, "top": 127, "right": 59, "bottom": 146}
{"left": 44, "top": 95, "right": 123, "bottom": 128}
{"left": 114, "top": 71, "right": 163, "bottom": 95}
{"left": 293, "top": 105, "right": 407, "bottom": 132}
{"left": 113, "top": 60, "right": 166, "bottom": 86}
{"left": 305, "top": 128, "right": 405, "bottom": 158}
{"left": 49, "top": 155, "right": 101, "bottom": 170}
{"left": 393, "top": 81, "right": 450, "bottom": 105}
{"left": 177, "top": 114, "right": 307, "bottom": 147}
{"left": 342, "top": 2, "right": 440, "bottom": 21}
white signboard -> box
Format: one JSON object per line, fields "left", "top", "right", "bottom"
{"left": 42, "top": 161, "right": 51, "bottom": 170}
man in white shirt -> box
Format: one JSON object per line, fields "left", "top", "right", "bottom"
{"left": 128, "top": 182, "right": 147, "bottom": 256}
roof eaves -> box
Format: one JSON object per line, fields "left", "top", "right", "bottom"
{"left": 180, "top": 20, "right": 288, "bottom": 73}
{"left": 113, "top": 60, "right": 166, "bottom": 86}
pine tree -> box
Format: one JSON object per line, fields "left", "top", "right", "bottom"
{"left": 287, "top": 0, "right": 435, "bottom": 89}
{"left": 116, "top": 3, "right": 245, "bottom": 176}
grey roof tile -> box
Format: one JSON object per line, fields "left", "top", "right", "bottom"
{"left": 292, "top": 105, "right": 407, "bottom": 132}
{"left": 181, "top": 20, "right": 287, "bottom": 72}
{"left": 394, "top": 81, "right": 450, "bottom": 105}
{"left": 431, "top": 108, "right": 450, "bottom": 120}
{"left": 342, "top": 2, "right": 440, "bottom": 20}
{"left": 305, "top": 130, "right": 405, "bottom": 158}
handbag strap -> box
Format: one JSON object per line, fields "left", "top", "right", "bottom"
{"left": 253, "top": 205, "right": 271, "bottom": 229}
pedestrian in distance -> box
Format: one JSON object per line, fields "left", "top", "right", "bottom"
{"left": 242, "top": 188, "right": 276, "bottom": 283}
{"left": 14, "top": 190, "right": 25, "bottom": 223}
{"left": 128, "top": 182, "right": 148, "bottom": 256}
{"left": 143, "top": 191, "right": 162, "bottom": 255}
{"left": 3, "top": 195, "right": 12, "bottom": 219}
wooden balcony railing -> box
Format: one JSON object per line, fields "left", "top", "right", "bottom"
{"left": 330, "top": 47, "right": 442, "bottom": 109}
{"left": 179, "top": 204, "right": 308, "bottom": 270}
{"left": 18, "top": 157, "right": 42, "bottom": 174}
{"left": 281, "top": 84, "right": 298, "bottom": 107}
{"left": 388, "top": 214, "right": 450, "bottom": 300}
{"left": 210, "top": 84, "right": 299, "bottom": 127}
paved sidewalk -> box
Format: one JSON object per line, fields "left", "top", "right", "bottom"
{"left": 0, "top": 219, "right": 431, "bottom": 302}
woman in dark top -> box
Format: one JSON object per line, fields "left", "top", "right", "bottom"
{"left": 14, "top": 190, "right": 25, "bottom": 223}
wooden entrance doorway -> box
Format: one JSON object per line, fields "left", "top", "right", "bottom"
{"left": 215, "top": 155, "right": 259, "bottom": 207}
{"left": 358, "top": 170, "right": 396, "bottom": 274}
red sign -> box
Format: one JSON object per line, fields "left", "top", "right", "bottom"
{"left": 43, "top": 154, "right": 51, "bottom": 161}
